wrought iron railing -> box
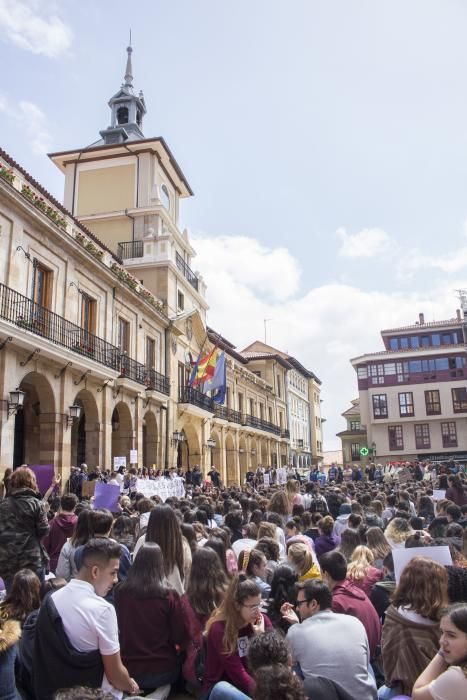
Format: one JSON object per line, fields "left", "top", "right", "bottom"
{"left": 179, "top": 385, "right": 214, "bottom": 411}
{"left": 214, "top": 405, "right": 243, "bottom": 424}
{"left": 0, "top": 282, "right": 169, "bottom": 394}
{"left": 176, "top": 252, "right": 199, "bottom": 291}
{"left": 242, "top": 413, "right": 281, "bottom": 435}
{"left": 281, "top": 429, "right": 290, "bottom": 439}
{"left": 117, "top": 240, "right": 144, "bottom": 259}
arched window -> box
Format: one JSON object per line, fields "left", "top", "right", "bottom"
{"left": 161, "top": 184, "right": 170, "bottom": 211}
{"left": 117, "top": 106, "right": 129, "bottom": 124}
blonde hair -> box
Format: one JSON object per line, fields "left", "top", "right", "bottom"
{"left": 287, "top": 542, "right": 313, "bottom": 577}
{"left": 385, "top": 517, "right": 413, "bottom": 544}
{"left": 347, "top": 545, "right": 375, "bottom": 581}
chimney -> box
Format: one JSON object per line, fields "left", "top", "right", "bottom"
{"left": 456, "top": 308, "right": 462, "bottom": 321}
{"left": 419, "top": 312, "right": 425, "bottom": 325}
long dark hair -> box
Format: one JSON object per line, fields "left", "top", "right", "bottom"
{"left": 267, "top": 565, "right": 298, "bottom": 630}
{"left": 206, "top": 576, "right": 260, "bottom": 655}
{"left": 146, "top": 504, "right": 185, "bottom": 580}
{"left": 0, "top": 569, "right": 40, "bottom": 623}
{"left": 448, "top": 476, "right": 465, "bottom": 495}
{"left": 116, "top": 543, "right": 168, "bottom": 598}
{"left": 187, "top": 547, "right": 228, "bottom": 617}
{"left": 71, "top": 508, "right": 93, "bottom": 547}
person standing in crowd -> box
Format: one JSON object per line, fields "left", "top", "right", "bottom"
{"left": 56, "top": 508, "right": 92, "bottom": 581}
{"left": 0, "top": 467, "right": 49, "bottom": 590}
{"left": 445, "top": 476, "right": 467, "bottom": 507}
{"left": 114, "top": 542, "right": 187, "bottom": 693}
{"left": 43, "top": 493, "right": 78, "bottom": 573}
{"left": 203, "top": 576, "right": 272, "bottom": 697}
{"left": 33, "top": 538, "right": 139, "bottom": 700}
{"left": 282, "top": 579, "right": 377, "bottom": 700}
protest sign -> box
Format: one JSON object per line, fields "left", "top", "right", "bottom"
{"left": 393, "top": 546, "right": 452, "bottom": 583}
{"left": 432, "top": 490, "right": 446, "bottom": 501}
{"left": 129, "top": 450, "right": 138, "bottom": 464}
{"left": 135, "top": 477, "right": 185, "bottom": 502}
{"left": 113, "top": 456, "right": 126, "bottom": 470}
{"left": 29, "top": 464, "right": 54, "bottom": 496}
{"left": 93, "top": 482, "right": 120, "bottom": 511}
{"left": 263, "top": 473, "right": 270, "bottom": 487}
{"left": 82, "top": 480, "right": 96, "bottom": 499}
{"left": 277, "top": 468, "right": 287, "bottom": 485}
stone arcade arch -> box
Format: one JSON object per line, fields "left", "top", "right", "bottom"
{"left": 176, "top": 423, "right": 201, "bottom": 469}
{"left": 14, "top": 371, "right": 56, "bottom": 467}
{"left": 111, "top": 402, "right": 133, "bottom": 465}
{"left": 225, "top": 432, "right": 237, "bottom": 486}
{"left": 71, "top": 389, "right": 100, "bottom": 467}
{"left": 142, "top": 410, "right": 158, "bottom": 468}
{"left": 239, "top": 436, "right": 248, "bottom": 483}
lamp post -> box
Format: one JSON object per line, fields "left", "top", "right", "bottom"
{"left": 8, "top": 388, "right": 26, "bottom": 417}
{"left": 67, "top": 404, "right": 81, "bottom": 428}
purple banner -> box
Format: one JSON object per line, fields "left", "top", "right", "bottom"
{"left": 29, "top": 464, "right": 54, "bottom": 496}
{"left": 93, "top": 482, "right": 120, "bottom": 512}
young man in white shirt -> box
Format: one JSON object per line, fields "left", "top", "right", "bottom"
{"left": 34, "top": 538, "right": 139, "bottom": 699}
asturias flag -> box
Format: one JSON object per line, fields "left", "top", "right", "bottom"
{"left": 189, "top": 346, "right": 219, "bottom": 387}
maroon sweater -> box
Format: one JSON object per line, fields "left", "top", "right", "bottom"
{"left": 331, "top": 579, "right": 381, "bottom": 659}
{"left": 114, "top": 588, "right": 187, "bottom": 676}
{"left": 202, "top": 616, "right": 272, "bottom": 695}
{"left": 43, "top": 512, "right": 77, "bottom": 572}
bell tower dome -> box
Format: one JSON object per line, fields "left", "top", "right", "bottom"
{"left": 99, "top": 42, "right": 147, "bottom": 145}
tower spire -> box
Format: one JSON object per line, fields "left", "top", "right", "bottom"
{"left": 124, "top": 32, "right": 133, "bottom": 87}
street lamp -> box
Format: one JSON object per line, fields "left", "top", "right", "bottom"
{"left": 144, "top": 387, "right": 155, "bottom": 408}
{"left": 206, "top": 437, "right": 216, "bottom": 449}
{"left": 67, "top": 404, "right": 81, "bottom": 428}
{"left": 7, "top": 388, "right": 26, "bottom": 416}
{"left": 172, "top": 430, "right": 185, "bottom": 445}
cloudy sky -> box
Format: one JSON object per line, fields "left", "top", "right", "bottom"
{"left": 1, "top": 0, "right": 467, "bottom": 449}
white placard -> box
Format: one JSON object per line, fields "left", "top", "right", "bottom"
{"left": 392, "top": 546, "right": 452, "bottom": 583}
{"left": 113, "top": 456, "right": 126, "bottom": 469}
{"left": 135, "top": 477, "right": 185, "bottom": 502}
{"left": 129, "top": 449, "right": 138, "bottom": 464}
{"left": 277, "top": 468, "right": 287, "bottom": 485}
{"left": 432, "top": 490, "right": 446, "bottom": 501}
{"left": 263, "top": 473, "right": 270, "bottom": 487}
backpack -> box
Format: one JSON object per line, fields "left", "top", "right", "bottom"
{"left": 309, "top": 495, "right": 327, "bottom": 514}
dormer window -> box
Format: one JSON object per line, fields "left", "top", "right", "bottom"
{"left": 117, "top": 106, "right": 129, "bottom": 124}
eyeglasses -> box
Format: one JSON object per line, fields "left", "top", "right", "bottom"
{"left": 296, "top": 599, "right": 308, "bottom": 608}
{"left": 243, "top": 603, "right": 261, "bottom": 610}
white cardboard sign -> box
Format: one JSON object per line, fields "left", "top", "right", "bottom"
{"left": 392, "top": 545, "right": 452, "bottom": 583}
{"left": 113, "top": 456, "right": 126, "bottom": 469}
{"left": 432, "top": 489, "right": 446, "bottom": 501}
{"left": 129, "top": 449, "right": 138, "bottom": 464}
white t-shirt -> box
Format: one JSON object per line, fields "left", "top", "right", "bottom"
{"left": 52, "top": 579, "right": 122, "bottom": 699}
{"left": 429, "top": 666, "right": 467, "bottom": 700}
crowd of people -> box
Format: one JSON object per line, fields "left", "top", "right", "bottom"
{"left": 0, "top": 460, "right": 466, "bottom": 700}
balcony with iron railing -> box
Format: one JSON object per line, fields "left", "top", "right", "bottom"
{"left": 117, "top": 240, "right": 144, "bottom": 260}
{"left": 0, "top": 282, "right": 170, "bottom": 395}
{"left": 214, "top": 405, "right": 243, "bottom": 424}
{"left": 281, "top": 429, "right": 290, "bottom": 439}
{"left": 179, "top": 385, "right": 214, "bottom": 412}
{"left": 176, "top": 252, "right": 199, "bottom": 291}
{"left": 242, "top": 413, "right": 282, "bottom": 436}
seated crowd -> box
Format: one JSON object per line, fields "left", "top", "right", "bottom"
{"left": 0, "top": 463, "right": 466, "bottom": 700}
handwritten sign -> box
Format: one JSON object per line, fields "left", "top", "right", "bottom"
{"left": 135, "top": 477, "right": 185, "bottom": 501}
{"left": 113, "top": 456, "right": 126, "bottom": 469}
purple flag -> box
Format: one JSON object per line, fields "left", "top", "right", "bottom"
{"left": 29, "top": 464, "right": 54, "bottom": 496}
{"left": 93, "top": 482, "right": 120, "bottom": 512}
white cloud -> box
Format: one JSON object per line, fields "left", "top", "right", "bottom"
{"left": 337, "top": 226, "right": 393, "bottom": 258}
{"left": 193, "top": 232, "right": 456, "bottom": 449}
{"left": 399, "top": 246, "right": 467, "bottom": 276}
{"left": 18, "top": 100, "right": 52, "bottom": 155}
{"left": 0, "top": 0, "right": 72, "bottom": 58}
{"left": 193, "top": 235, "right": 300, "bottom": 302}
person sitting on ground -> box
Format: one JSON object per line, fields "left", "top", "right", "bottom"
{"left": 255, "top": 537, "right": 280, "bottom": 584}
{"left": 181, "top": 547, "right": 228, "bottom": 690}
{"left": 114, "top": 542, "right": 187, "bottom": 693}
{"left": 33, "top": 538, "right": 139, "bottom": 700}
{"left": 346, "top": 545, "right": 383, "bottom": 597}
{"left": 42, "top": 493, "right": 78, "bottom": 574}
{"left": 319, "top": 550, "right": 381, "bottom": 660}
{"left": 412, "top": 602, "right": 467, "bottom": 699}
{"left": 314, "top": 515, "right": 340, "bottom": 558}
{"left": 202, "top": 576, "right": 272, "bottom": 697}
{"left": 370, "top": 551, "right": 396, "bottom": 621}
{"left": 0, "top": 613, "right": 21, "bottom": 700}
{"left": 110, "top": 515, "right": 136, "bottom": 553}
{"left": 0, "top": 569, "right": 40, "bottom": 627}
{"left": 366, "top": 526, "right": 392, "bottom": 570}
{"left": 237, "top": 549, "right": 271, "bottom": 599}
{"left": 282, "top": 578, "right": 376, "bottom": 700}
{"left": 333, "top": 503, "right": 351, "bottom": 537}
{"left": 337, "top": 527, "right": 360, "bottom": 561}
{"left": 445, "top": 476, "right": 467, "bottom": 508}
{"left": 231, "top": 523, "right": 259, "bottom": 558}
{"left": 384, "top": 516, "right": 414, "bottom": 549}
{"left": 266, "top": 564, "right": 298, "bottom": 634}
{"left": 288, "top": 542, "right": 321, "bottom": 582}
{"left": 379, "top": 556, "right": 449, "bottom": 697}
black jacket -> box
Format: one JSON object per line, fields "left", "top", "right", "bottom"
{"left": 33, "top": 594, "right": 104, "bottom": 700}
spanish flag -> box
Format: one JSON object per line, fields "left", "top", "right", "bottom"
{"left": 189, "top": 346, "right": 219, "bottom": 387}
